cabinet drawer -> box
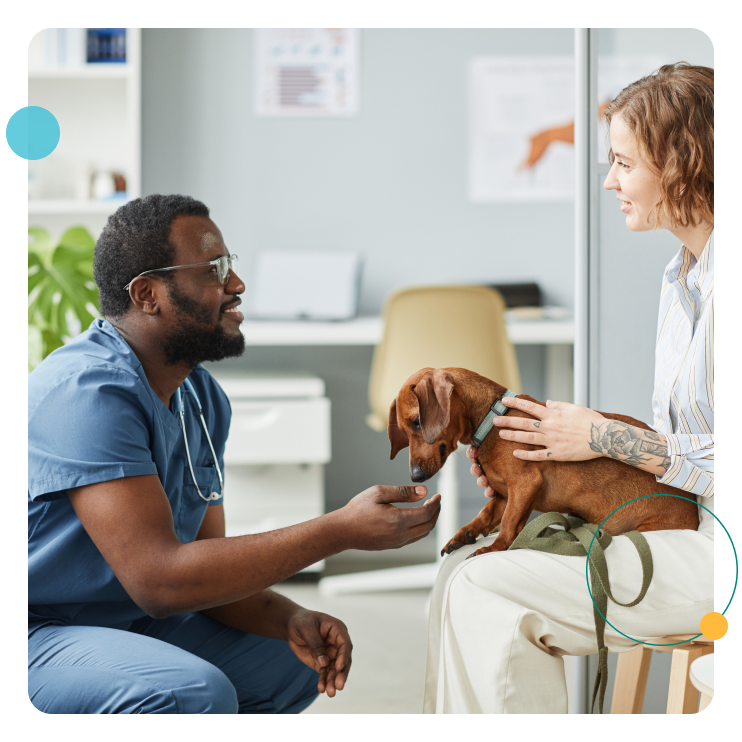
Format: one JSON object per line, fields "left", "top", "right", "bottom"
{"left": 224, "top": 463, "right": 324, "bottom": 519}
{"left": 224, "top": 398, "right": 330, "bottom": 464}
{"left": 223, "top": 462, "right": 325, "bottom": 573}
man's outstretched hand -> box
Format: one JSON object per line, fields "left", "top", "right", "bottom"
{"left": 339, "top": 485, "right": 441, "bottom": 551}
{"left": 287, "top": 609, "right": 353, "bottom": 697}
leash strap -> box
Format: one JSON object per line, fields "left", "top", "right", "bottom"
{"left": 507, "top": 512, "right": 653, "bottom": 714}
{"left": 470, "top": 389, "right": 518, "bottom": 446}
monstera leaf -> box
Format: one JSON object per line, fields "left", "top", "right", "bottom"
{"left": 28, "top": 226, "right": 100, "bottom": 369}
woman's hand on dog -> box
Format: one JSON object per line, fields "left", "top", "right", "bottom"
{"left": 339, "top": 485, "right": 442, "bottom": 551}
{"left": 468, "top": 399, "right": 608, "bottom": 497}
{"left": 493, "top": 397, "right": 608, "bottom": 462}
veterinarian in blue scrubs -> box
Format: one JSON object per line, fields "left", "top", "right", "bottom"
{"left": 425, "top": 63, "right": 715, "bottom": 713}
{"left": 28, "top": 194, "right": 442, "bottom": 714}
{"left": 28, "top": 336, "right": 295, "bottom": 713}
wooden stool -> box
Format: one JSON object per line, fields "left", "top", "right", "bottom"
{"left": 610, "top": 634, "right": 714, "bottom": 714}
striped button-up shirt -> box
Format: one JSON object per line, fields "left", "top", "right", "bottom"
{"left": 652, "top": 232, "right": 714, "bottom": 497}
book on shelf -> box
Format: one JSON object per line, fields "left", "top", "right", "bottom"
{"left": 28, "top": 28, "right": 127, "bottom": 68}
{"left": 87, "top": 29, "right": 127, "bottom": 64}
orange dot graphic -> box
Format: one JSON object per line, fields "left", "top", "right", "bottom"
{"left": 700, "top": 612, "right": 728, "bottom": 640}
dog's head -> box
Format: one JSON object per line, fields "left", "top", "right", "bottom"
{"left": 388, "top": 368, "right": 467, "bottom": 482}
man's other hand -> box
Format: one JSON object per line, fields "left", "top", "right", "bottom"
{"left": 287, "top": 609, "right": 353, "bottom": 697}
{"left": 339, "top": 485, "right": 441, "bottom": 551}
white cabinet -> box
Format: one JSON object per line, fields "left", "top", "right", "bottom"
{"left": 212, "top": 372, "right": 331, "bottom": 572}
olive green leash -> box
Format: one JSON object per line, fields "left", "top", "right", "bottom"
{"left": 507, "top": 512, "right": 654, "bottom": 714}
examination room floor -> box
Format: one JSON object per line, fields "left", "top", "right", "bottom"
{"left": 275, "top": 539, "right": 431, "bottom": 714}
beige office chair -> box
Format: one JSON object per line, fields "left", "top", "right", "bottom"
{"left": 367, "top": 284, "right": 522, "bottom": 431}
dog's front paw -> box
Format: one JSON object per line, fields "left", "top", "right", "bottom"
{"left": 441, "top": 526, "right": 492, "bottom": 557}
{"left": 465, "top": 538, "right": 509, "bottom": 559}
{"left": 466, "top": 543, "right": 498, "bottom": 559}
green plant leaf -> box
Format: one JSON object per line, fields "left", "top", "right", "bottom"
{"left": 31, "top": 282, "right": 57, "bottom": 326}
{"left": 28, "top": 226, "right": 100, "bottom": 366}
{"left": 28, "top": 227, "right": 53, "bottom": 260}
{"left": 41, "top": 327, "right": 64, "bottom": 358}
{"left": 28, "top": 264, "right": 47, "bottom": 295}
{"left": 58, "top": 226, "right": 96, "bottom": 250}
{"left": 28, "top": 324, "right": 43, "bottom": 371}
{"left": 54, "top": 298, "right": 71, "bottom": 339}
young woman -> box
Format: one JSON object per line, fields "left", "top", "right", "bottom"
{"left": 424, "top": 62, "right": 714, "bottom": 714}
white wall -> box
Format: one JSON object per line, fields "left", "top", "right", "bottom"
{"left": 141, "top": 28, "right": 578, "bottom": 526}
{"left": 141, "top": 29, "right": 577, "bottom": 313}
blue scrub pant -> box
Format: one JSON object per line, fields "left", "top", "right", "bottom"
{"left": 28, "top": 611, "right": 320, "bottom": 714}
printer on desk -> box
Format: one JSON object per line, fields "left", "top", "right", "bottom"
{"left": 210, "top": 372, "right": 331, "bottom": 572}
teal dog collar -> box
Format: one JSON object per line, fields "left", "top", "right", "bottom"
{"left": 470, "top": 390, "right": 518, "bottom": 447}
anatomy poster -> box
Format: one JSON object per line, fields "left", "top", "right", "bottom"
{"left": 255, "top": 29, "right": 360, "bottom": 117}
{"left": 468, "top": 56, "right": 664, "bottom": 202}
{"left": 468, "top": 56, "right": 575, "bottom": 202}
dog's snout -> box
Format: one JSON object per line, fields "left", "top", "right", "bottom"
{"left": 411, "top": 465, "right": 427, "bottom": 482}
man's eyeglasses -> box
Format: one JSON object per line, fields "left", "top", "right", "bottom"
{"left": 123, "top": 254, "right": 239, "bottom": 292}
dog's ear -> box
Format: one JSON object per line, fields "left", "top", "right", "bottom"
{"left": 413, "top": 370, "right": 454, "bottom": 444}
{"left": 388, "top": 397, "right": 410, "bottom": 460}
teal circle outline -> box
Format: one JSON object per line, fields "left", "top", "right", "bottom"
{"left": 585, "top": 494, "right": 737, "bottom": 647}
{"left": 6, "top": 105, "right": 60, "bottom": 160}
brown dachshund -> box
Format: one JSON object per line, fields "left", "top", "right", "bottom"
{"left": 388, "top": 367, "right": 698, "bottom": 557}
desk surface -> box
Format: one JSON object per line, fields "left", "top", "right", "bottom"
{"left": 240, "top": 313, "right": 574, "bottom": 346}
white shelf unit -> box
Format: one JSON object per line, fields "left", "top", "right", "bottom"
{"left": 27, "top": 199, "right": 129, "bottom": 215}
{"left": 29, "top": 66, "right": 133, "bottom": 81}
{"left": 27, "top": 28, "right": 141, "bottom": 237}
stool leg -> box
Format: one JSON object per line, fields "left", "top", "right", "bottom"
{"left": 666, "top": 646, "right": 713, "bottom": 714}
{"left": 611, "top": 646, "right": 653, "bottom": 714}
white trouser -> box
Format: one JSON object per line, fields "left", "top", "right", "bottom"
{"left": 423, "top": 499, "right": 714, "bottom": 714}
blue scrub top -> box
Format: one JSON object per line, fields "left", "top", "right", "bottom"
{"left": 28, "top": 319, "right": 231, "bottom": 629}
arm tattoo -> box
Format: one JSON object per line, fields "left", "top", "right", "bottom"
{"left": 589, "top": 421, "right": 669, "bottom": 473}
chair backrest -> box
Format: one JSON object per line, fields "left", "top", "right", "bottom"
{"left": 366, "top": 285, "right": 522, "bottom": 431}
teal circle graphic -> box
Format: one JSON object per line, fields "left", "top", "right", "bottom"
{"left": 6, "top": 106, "right": 60, "bottom": 160}
{"left": 585, "top": 494, "right": 737, "bottom": 647}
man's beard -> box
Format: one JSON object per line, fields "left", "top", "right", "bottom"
{"left": 161, "top": 282, "right": 245, "bottom": 367}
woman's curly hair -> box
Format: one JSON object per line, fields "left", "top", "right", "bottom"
{"left": 604, "top": 62, "right": 713, "bottom": 229}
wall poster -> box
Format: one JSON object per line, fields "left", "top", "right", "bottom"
{"left": 255, "top": 29, "right": 360, "bottom": 117}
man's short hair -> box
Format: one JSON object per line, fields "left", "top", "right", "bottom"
{"left": 94, "top": 194, "right": 210, "bottom": 319}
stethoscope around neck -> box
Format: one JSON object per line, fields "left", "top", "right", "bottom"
{"left": 174, "top": 378, "right": 224, "bottom": 502}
